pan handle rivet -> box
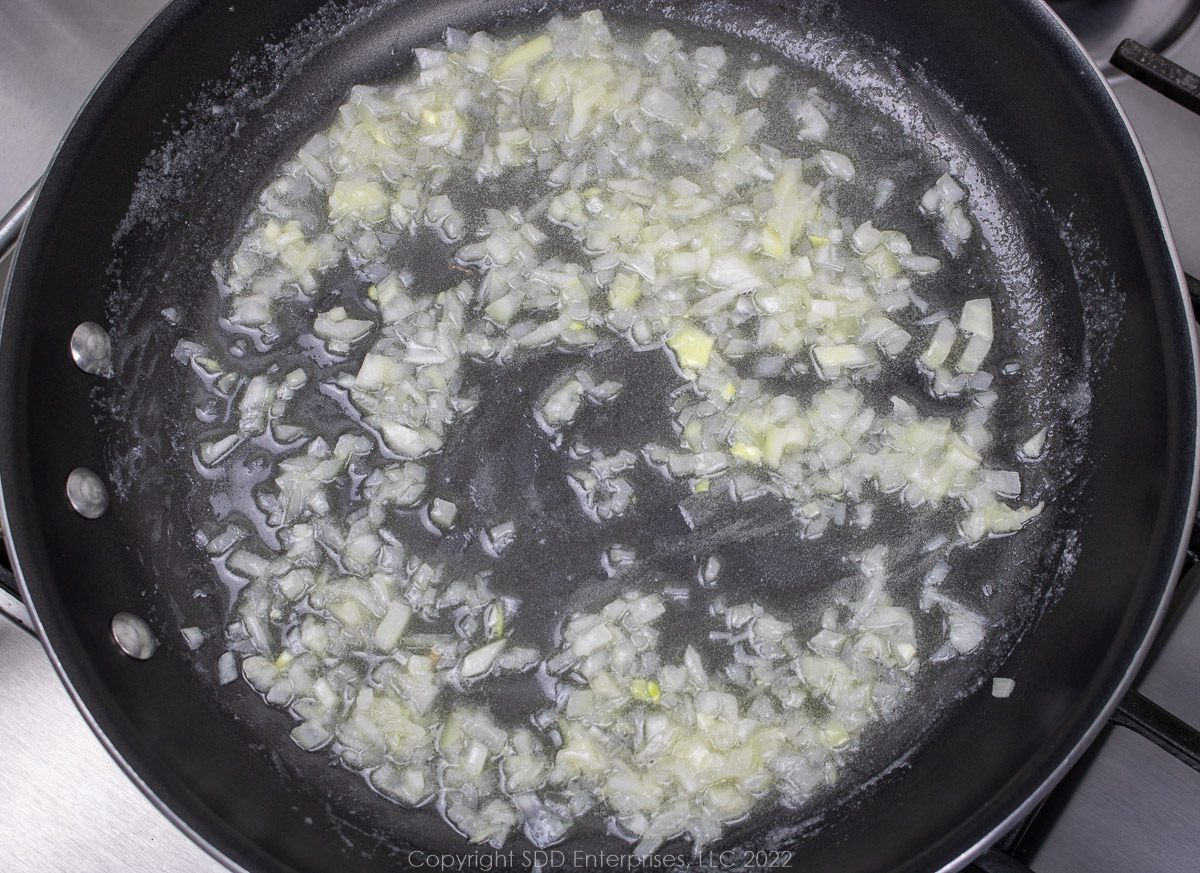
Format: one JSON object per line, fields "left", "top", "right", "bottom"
{"left": 66, "top": 467, "right": 108, "bottom": 519}
{"left": 70, "top": 322, "right": 112, "bottom": 376}
{"left": 111, "top": 612, "right": 157, "bottom": 660}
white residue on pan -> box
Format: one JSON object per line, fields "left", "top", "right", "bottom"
{"left": 114, "top": 0, "right": 383, "bottom": 244}
{"left": 96, "top": 0, "right": 1121, "bottom": 860}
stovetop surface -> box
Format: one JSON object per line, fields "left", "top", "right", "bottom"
{"left": 1, "top": 2, "right": 1199, "bottom": 872}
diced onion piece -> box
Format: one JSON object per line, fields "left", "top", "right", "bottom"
{"left": 485, "top": 294, "right": 520, "bottom": 324}
{"left": 518, "top": 315, "right": 572, "bottom": 347}
{"left": 486, "top": 603, "right": 505, "bottom": 638}
{"left": 494, "top": 34, "right": 552, "bottom": 77}
{"left": 981, "top": 469, "right": 1021, "bottom": 498}
{"left": 818, "top": 150, "right": 855, "bottom": 181}
{"left": 814, "top": 344, "right": 870, "bottom": 372}
{"left": 624, "top": 595, "right": 666, "bottom": 628}
{"left": 959, "top": 298, "right": 993, "bottom": 340}
{"left": 948, "top": 611, "right": 985, "bottom": 653}
{"left": 461, "top": 640, "right": 508, "bottom": 678}
{"left": 329, "top": 179, "right": 388, "bottom": 222}
{"left": 292, "top": 722, "right": 333, "bottom": 751}
{"left": 667, "top": 325, "right": 715, "bottom": 370}
{"left": 314, "top": 307, "right": 373, "bottom": 344}
{"left": 642, "top": 87, "right": 690, "bottom": 125}
{"left": 945, "top": 206, "right": 973, "bottom": 241}
{"left": 742, "top": 65, "right": 779, "bottom": 98}
{"left": 960, "top": 499, "right": 1044, "bottom": 541}
{"left": 1021, "top": 427, "right": 1048, "bottom": 460}
{"left": 380, "top": 421, "right": 432, "bottom": 458}
{"left": 488, "top": 521, "right": 517, "bottom": 554}
{"left": 353, "top": 353, "right": 402, "bottom": 390}
{"left": 795, "top": 100, "right": 828, "bottom": 142}
{"left": 666, "top": 248, "right": 712, "bottom": 278}
{"left": 956, "top": 334, "right": 992, "bottom": 374}
{"left": 571, "top": 622, "right": 614, "bottom": 657}
{"left": 992, "top": 677, "right": 1016, "bottom": 698}
{"left": 430, "top": 498, "right": 458, "bottom": 528}
{"left": 922, "top": 319, "right": 957, "bottom": 368}
{"left": 937, "top": 173, "right": 966, "bottom": 203}
{"left": 608, "top": 272, "right": 642, "bottom": 309}
{"left": 199, "top": 434, "right": 240, "bottom": 466}
{"left": 852, "top": 221, "right": 882, "bottom": 254}
{"left": 374, "top": 601, "right": 413, "bottom": 650}
{"left": 899, "top": 253, "right": 940, "bottom": 273}
{"left": 541, "top": 380, "right": 584, "bottom": 427}
{"left": 217, "top": 652, "right": 237, "bottom": 685}
{"left": 705, "top": 253, "right": 763, "bottom": 293}
{"left": 763, "top": 420, "right": 810, "bottom": 468}
{"left": 875, "top": 178, "right": 895, "bottom": 208}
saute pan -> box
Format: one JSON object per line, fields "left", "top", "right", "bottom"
{"left": 1, "top": 1, "right": 1197, "bottom": 871}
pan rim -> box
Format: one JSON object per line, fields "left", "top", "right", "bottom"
{"left": 943, "top": 2, "right": 1200, "bottom": 867}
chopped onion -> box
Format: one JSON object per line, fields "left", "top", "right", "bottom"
{"left": 794, "top": 99, "right": 829, "bottom": 142}
{"left": 461, "top": 639, "right": 508, "bottom": 678}
{"left": 922, "top": 319, "right": 957, "bottom": 367}
{"left": 1021, "top": 427, "right": 1048, "bottom": 460}
{"left": 959, "top": 298, "right": 993, "bottom": 340}
{"left": 487, "top": 521, "right": 517, "bottom": 555}
{"left": 818, "top": 149, "right": 855, "bottom": 181}
{"left": 429, "top": 498, "right": 458, "bottom": 528}
{"left": 189, "top": 9, "right": 1047, "bottom": 856}
{"left": 217, "top": 652, "right": 237, "bottom": 685}
{"left": 540, "top": 379, "right": 584, "bottom": 427}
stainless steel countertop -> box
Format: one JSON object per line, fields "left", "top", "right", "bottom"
{"left": 0, "top": 0, "right": 160, "bottom": 209}
{"left": 2, "top": 2, "right": 1200, "bottom": 872}
{"left": 0, "top": 617, "right": 225, "bottom": 872}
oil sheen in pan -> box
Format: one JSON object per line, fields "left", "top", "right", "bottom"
{"left": 94, "top": 0, "right": 1110, "bottom": 861}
